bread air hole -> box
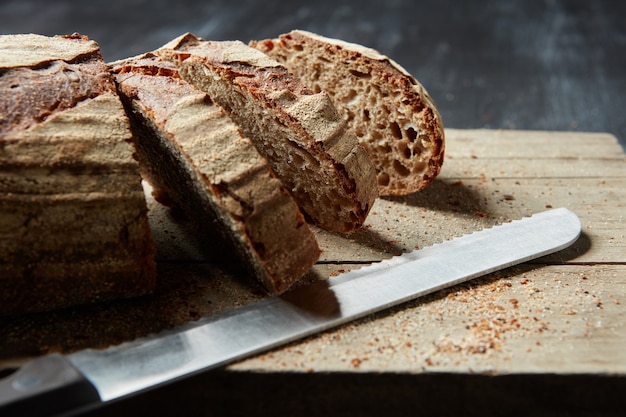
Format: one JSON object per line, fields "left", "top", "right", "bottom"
{"left": 396, "top": 141, "right": 413, "bottom": 160}
{"left": 370, "top": 130, "right": 383, "bottom": 143}
{"left": 341, "top": 88, "right": 357, "bottom": 104}
{"left": 390, "top": 121, "right": 402, "bottom": 140}
{"left": 393, "top": 160, "right": 411, "bottom": 177}
{"left": 311, "top": 67, "right": 321, "bottom": 82}
{"left": 413, "top": 161, "right": 427, "bottom": 174}
{"left": 406, "top": 127, "right": 418, "bottom": 142}
{"left": 345, "top": 109, "right": 355, "bottom": 123}
{"left": 377, "top": 172, "right": 390, "bottom": 186}
{"left": 349, "top": 69, "right": 371, "bottom": 79}
{"left": 290, "top": 152, "right": 306, "bottom": 169}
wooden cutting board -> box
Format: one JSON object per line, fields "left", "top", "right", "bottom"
{"left": 234, "top": 128, "right": 626, "bottom": 375}
{"left": 1, "top": 129, "right": 625, "bottom": 412}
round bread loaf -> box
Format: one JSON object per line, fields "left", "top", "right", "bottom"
{"left": 111, "top": 53, "right": 320, "bottom": 294}
{"left": 251, "top": 30, "right": 445, "bottom": 196}
{"left": 157, "top": 33, "right": 378, "bottom": 234}
{"left": 0, "top": 34, "right": 156, "bottom": 316}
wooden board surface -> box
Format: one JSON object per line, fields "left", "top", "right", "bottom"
{"left": 231, "top": 128, "right": 626, "bottom": 375}
{"left": 1, "top": 129, "right": 625, "bottom": 380}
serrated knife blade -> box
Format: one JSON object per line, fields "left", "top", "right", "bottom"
{"left": 0, "top": 207, "right": 582, "bottom": 417}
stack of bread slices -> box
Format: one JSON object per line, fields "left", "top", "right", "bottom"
{"left": 0, "top": 30, "right": 444, "bottom": 316}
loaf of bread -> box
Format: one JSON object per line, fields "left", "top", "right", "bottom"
{"left": 156, "top": 33, "right": 378, "bottom": 234}
{"left": 111, "top": 53, "right": 320, "bottom": 294}
{"left": 251, "top": 30, "right": 445, "bottom": 196}
{"left": 0, "top": 34, "right": 156, "bottom": 316}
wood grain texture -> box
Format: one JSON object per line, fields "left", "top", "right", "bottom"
{"left": 234, "top": 128, "right": 626, "bottom": 375}
{"left": 2, "top": 128, "right": 623, "bottom": 365}
{"left": 87, "top": 128, "right": 626, "bottom": 417}
{"left": 1, "top": 128, "right": 624, "bottom": 415}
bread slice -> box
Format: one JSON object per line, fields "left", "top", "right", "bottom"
{"left": 0, "top": 34, "right": 156, "bottom": 316}
{"left": 111, "top": 53, "right": 320, "bottom": 294}
{"left": 155, "top": 33, "right": 378, "bottom": 234}
{"left": 250, "top": 30, "right": 445, "bottom": 196}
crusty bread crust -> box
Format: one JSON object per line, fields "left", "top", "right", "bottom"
{"left": 156, "top": 33, "right": 378, "bottom": 234}
{"left": 0, "top": 34, "right": 155, "bottom": 316}
{"left": 251, "top": 30, "right": 445, "bottom": 196}
{"left": 111, "top": 54, "right": 320, "bottom": 294}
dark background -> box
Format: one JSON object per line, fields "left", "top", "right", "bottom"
{"left": 2, "top": 0, "right": 625, "bottom": 150}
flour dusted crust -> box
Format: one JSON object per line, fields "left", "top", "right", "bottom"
{"left": 156, "top": 33, "right": 378, "bottom": 234}
{"left": 0, "top": 34, "right": 155, "bottom": 316}
{"left": 251, "top": 30, "right": 445, "bottom": 196}
{"left": 0, "top": 33, "right": 101, "bottom": 69}
{"left": 111, "top": 53, "right": 320, "bottom": 294}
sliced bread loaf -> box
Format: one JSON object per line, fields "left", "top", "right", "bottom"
{"left": 0, "top": 34, "right": 156, "bottom": 316}
{"left": 111, "top": 53, "right": 320, "bottom": 294}
{"left": 251, "top": 30, "right": 445, "bottom": 196}
{"left": 156, "top": 33, "right": 378, "bottom": 234}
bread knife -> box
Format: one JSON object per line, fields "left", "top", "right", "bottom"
{"left": 0, "top": 207, "right": 582, "bottom": 417}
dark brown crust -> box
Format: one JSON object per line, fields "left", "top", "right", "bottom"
{"left": 0, "top": 34, "right": 156, "bottom": 316}
{"left": 111, "top": 56, "right": 214, "bottom": 206}
{"left": 0, "top": 193, "right": 155, "bottom": 316}
{"left": 111, "top": 54, "right": 198, "bottom": 122}
{"left": 211, "top": 60, "right": 370, "bottom": 228}
{"left": 163, "top": 40, "right": 308, "bottom": 93}
{"left": 0, "top": 53, "right": 112, "bottom": 138}
{"left": 157, "top": 34, "right": 378, "bottom": 234}
{"left": 111, "top": 53, "right": 320, "bottom": 294}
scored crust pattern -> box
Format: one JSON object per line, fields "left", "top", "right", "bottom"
{"left": 0, "top": 34, "right": 155, "bottom": 316}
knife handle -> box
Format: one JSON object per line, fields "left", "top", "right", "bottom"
{"left": 0, "top": 353, "right": 101, "bottom": 417}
